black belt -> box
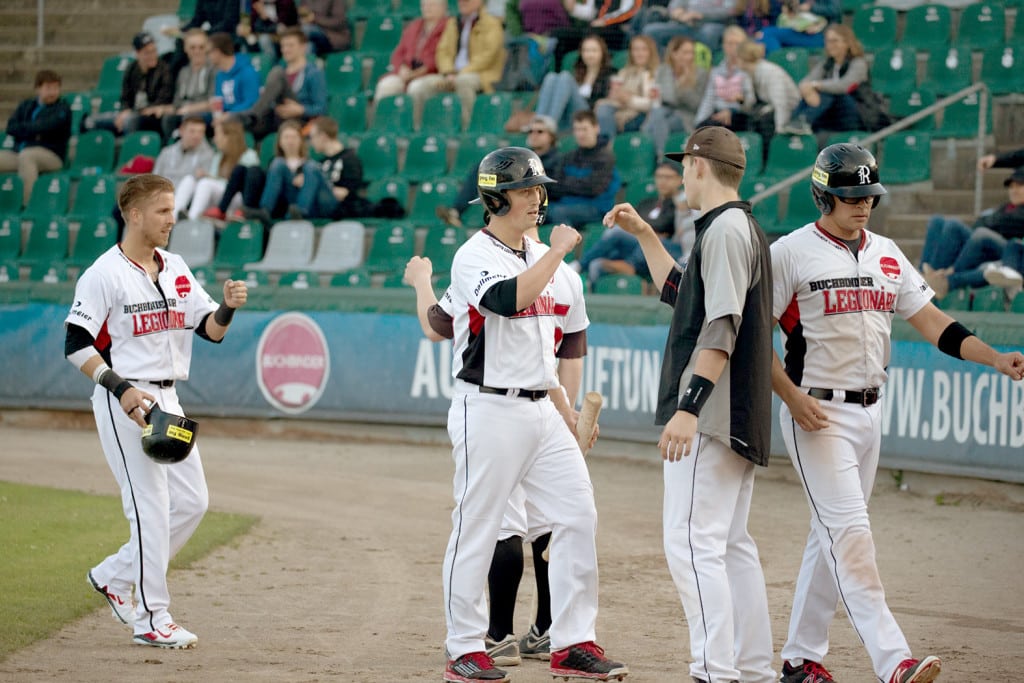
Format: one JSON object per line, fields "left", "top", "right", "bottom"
{"left": 478, "top": 385, "right": 548, "bottom": 401}
{"left": 128, "top": 379, "right": 175, "bottom": 388}
{"left": 807, "top": 387, "right": 880, "bottom": 406}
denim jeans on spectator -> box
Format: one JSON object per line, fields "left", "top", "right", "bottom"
{"left": 1003, "top": 239, "right": 1024, "bottom": 274}
{"left": 536, "top": 71, "right": 591, "bottom": 132}
{"left": 791, "top": 92, "right": 862, "bottom": 131}
{"left": 758, "top": 27, "right": 824, "bottom": 55}
{"left": 642, "top": 106, "right": 689, "bottom": 157}
{"left": 295, "top": 163, "right": 341, "bottom": 218}
{"left": 920, "top": 216, "right": 1007, "bottom": 289}
{"left": 545, "top": 201, "right": 606, "bottom": 229}
{"left": 259, "top": 158, "right": 306, "bottom": 216}
{"left": 596, "top": 102, "right": 645, "bottom": 144}
{"left": 642, "top": 21, "right": 726, "bottom": 51}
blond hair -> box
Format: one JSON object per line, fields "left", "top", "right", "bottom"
{"left": 118, "top": 174, "right": 174, "bottom": 215}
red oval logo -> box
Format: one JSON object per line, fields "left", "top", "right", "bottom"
{"left": 879, "top": 256, "right": 901, "bottom": 279}
{"left": 175, "top": 275, "right": 191, "bottom": 297}
{"left": 255, "top": 313, "right": 330, "bottom": 414}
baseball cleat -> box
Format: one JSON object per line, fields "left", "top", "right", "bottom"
{"left": 519, "top": 624, "right": 551, "bottom": 660}
{"left": 889, "top": 656, "right": 941, "bottom": 683}
{"left": 550, "top": 641, "right": 628, "bottom": 681}
{"left": 443, "top": 651, "right": 509, "bottom": 682}
{"left": 87, "top": 571, "right": 134, "bottom": 625}
{"left": 485, "top": 633, "right": 521, "bottom": 666}
{"left": 781, "top": 660, "right": 836, "bottom": 683}
{"left": 132, "top": 622, "right": 198, "bottom": 649}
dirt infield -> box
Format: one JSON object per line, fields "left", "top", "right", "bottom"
{"left": 0, "top": 411, "right": 1022, "bottom": 682}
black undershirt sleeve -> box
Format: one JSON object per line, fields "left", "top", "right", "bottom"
{"left": 479, "top": 278, "right": 520, "bottom": 317}
{"left": 556, "top": 330, "right": 587, "bottom": 359}
{"left": 427, "top": 305, "right": 455, "bottom": 339}
{"left": 65, "top": 323, "right": 96, "bottom": 356}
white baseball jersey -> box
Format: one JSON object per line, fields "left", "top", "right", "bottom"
{"left": 66, "top": 246, "right": 218, "bottom": 380}
{"left": 771, "top": 223, "right": 933, "bottom": 391}
{"left": 447, "top": 231, "right": 589, "bottom": 390}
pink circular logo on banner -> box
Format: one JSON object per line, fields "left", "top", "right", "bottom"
{"left": 879, "top": 256, "right": 901, "bottom": 279}
{"left": 256, "top": 313, "right": 330, "bottom": 414}
{"left": 175, "top": 275, "right": 191, "bottom": 297}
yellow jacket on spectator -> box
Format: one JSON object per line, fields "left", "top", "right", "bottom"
{"left": 436, "top": 10, "right": 506, "bottom": 92}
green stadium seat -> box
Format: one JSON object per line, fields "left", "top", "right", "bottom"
{"left": 367, "top": 175, "right": 411, "bottom": 214}
{"left": 329, "top": 93, "right": 368, "bottom": 133}
{"left": 177, "top": 0, "right": 197, "bottom": 20}
{"left": 593, "top": 273, "right": 645, "bottom": 295}
{"left": 308, "top": 220, "right": 365, "bottom": 272}
{"left": 0, "top": 175, "right": 23, "bottom": 214}
{"left": 68, "top": 174, "right": 117, "bottom": 228}
{"left": 613, "top": 133, "right": 656, "bottom": 187}
{"left": 231, "top": 268, "right": 271, "bottom": 288}
{"left": 244, "top": 219, "right": 315, "bottom": 271}
{"left": 371, "top": 94, "right": 414, "bottom": 133}
{"left": 739, "top": 175, "right": 770, "bottom": 202}
{"left": 1011, "top": 291, "right": 1024, "bottom": 314}
{"left": 363, "top": 53, "right": 390, "bottom": 90}
{"left": 116, "top": 131, "right": 163, "bottom": 173}
{"left": 359, "top": 15, "right": 403, "bottom": 56}
{"left": 957, "top": 2, "right": 1004, "bottom": 51}
{"left": 67, "top": 130, "right": 116, "bottom": 179}
{"left": 21, "top": 174, "right": 70, "bottom": 222}
{"left": 851, "top": 6, "right": 897, "bottom": 53}
{"left": 397, "top": 0, "right": 424, "bottom": 18}
{"left": 190, "top": 265, "right": 217, "bottom": 289}
{"left": 870, "top": 48, "right": 917, "bottom": 97}
{"left": 610, "top": 50, "right": 629, "bottom": 69}
{"left": 0, "top": 214, "right": 21, "bottom": 260}
{"left": 19, "top": 216, "right": 69, "bottom": 267}
{"left": 244, "top": 52, "right": 277, "bottom": 83}
{"left": 421, "top": 93, "right": 464, "bottom": 136}
{"left": 67, "top": 215, "right": 117, "bottom": 268}
{"left": 380, "top": 271, "right": 408, "bottom": 287}
{"left": 421, "top": 224, "right": 466, "bottom": 273}
{"left": 1014, "top": 9, "right": 1024, "bottom": 44}
{"left": 935, "top": 91, "right": 992, "bottom": 139}
{"left": 66, "top": 92, "right": 91, "bottom": 134}
{"left": 560, "top": 50, "right": 580, "bottom": 72}
{"left": 358, "top": 133, "right": 400, "bottom": 181}
{"left": 278, "top": 270, "right": 321, "bottom": 288}
{"left": 168, "top": 218, "right": 214, "bottom": 267}
{"left": 752, "top": 193, "right": 781, "bottom": 234}
{"left": 921, "top": 48, "right": 972, "bottom": 95}
{"left": 0, "top": 259, "right": 21, "bottom": 282}
{"left": 409, "top": 178, "right": 460, "bottom": 227}
{"left": 402, "top": 134, "right": 450, "bottom": 182}
{"left": 971, "top": 285, "right": 1007, "bottom": 312}
{"left": 330, "top": 267, "right": 372, "bottom": 287}
{"left": 454, "top": 133, "right": 501, "bottom": 172}
{"left": 624, "top": 179, "right": 656, "bottom": 206}
{"left": 981, "top": 46, "right": 1024, "bottom": 96}
{"left": 882, "top": 131, "right": 931, "bottom": 184}
{"left": 735, "top": 131, "right": 764, "bottom": 176}
{"left": 28, "top": 260, "right": 69, "bottom": 283}
{"left": 324, "top": 52, "right": 365, "bottom": 95}
{"left": 761, "top": 134, "right": 816, "bottom": 184}
{"left": 212, "top": 220, "right": 264, "bottom": 271}
{"left": 782, "top": 186, "right": 820, "bottom": 228}
{"left": 467, "top": 93, "right": 513, "bottom": 134}
{"left": 461, "top": 202, "right": 485, "bottom": 228}
{"left": 824, "top": 130, "right": 874, "bottom": 151}
{"left": 259, "top": 132, "right": 278, "bottom": 167}
{"left": 0, "top": 132, "right": 13, "bottom": 151}
{"left": 900, "top": 4, "right": 951, "bottom": 53}
{"left": 938, "top": 287, "right": 971, "bottom": 311}
{"left": 889, "top": 87, "right": 937, "bottom": 131}
{"left": 92, "top": 55, "right": 134, "bottom": 98}
{"left": 663, "top": 131, "right": 690, "bottom": 158}
{"left": 767, "top": 47, "right": 810, "bottom": 84}
{"left": 365, "top": 223, "right": 416, "bottom": 274}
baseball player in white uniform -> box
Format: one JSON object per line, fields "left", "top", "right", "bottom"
{"left": 770, "top": 144, "right": 1024, "bottom": 683}
{"left": 64, "top": 174, "right": 248, "bottom": 649}
{"left": 438, "top": 147, "right": 627, "bottom": 683}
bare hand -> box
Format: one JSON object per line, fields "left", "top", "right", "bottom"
{"left": 403, "top": 255, "right": 433, "bottom": 287}
{"left": 121, "top": 387, "right": 156, "bottom": 428}
{"left": 548, "top": 224, "right": 581, "bottom": 255}
{"left": 977, "top": 154, "right": 996, "bottom": 170}
{"left": 603, "top": 203, "right": 650, "bottom": 235}
{"left": 292, "top": 173, "right": 305, "bottom": 188}
{"left": 787, "top": 391, "right": 829, "bottom": 432}
{"left": 222, "top": 278, "right": 248, "bottom": 308}
{"left": 332, "top": 186, "right": 350, "bottom": 202}
{"left": 659, "top": 411, "right": 698, "bottom": 461}
{"left": 994, "top": 351, "right": 1024, "bottom": 381}
{"left": 712, "top": 109, "right": 732, "bottom": 125}
{"left": 275, "top": 100, "right": 304, "bottom": 119}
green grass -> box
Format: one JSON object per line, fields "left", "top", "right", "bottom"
{"left": 0, "top": 480, "right": 257, "bottom": 661}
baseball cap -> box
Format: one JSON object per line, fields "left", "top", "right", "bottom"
{"left": 132, "top": 32, "right": 155, "bottom": 51}
{"left": 665, "top": 126, "right": 746, "bottom": 170}
{"left": 1003, "top": 166, "right": 1024, "bottom": 187}
{"left": 524, "top": 114, "right": 558, "bottom": 136}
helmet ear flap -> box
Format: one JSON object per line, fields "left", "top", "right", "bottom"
{"left": 480, "top": 189, "right": 510, "bottom": 216}
{"left": 812, "top": 186, "right": 834, "bottom": 215}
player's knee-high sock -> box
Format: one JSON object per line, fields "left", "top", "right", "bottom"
{"left": 487, "top": 535, "right": 524, "bottom": 640}
{"left": 531, "top": 533, "right": 552, "bottom": 634}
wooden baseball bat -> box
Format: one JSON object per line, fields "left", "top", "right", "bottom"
{"left": 575, "top": 391, "right": 603, "bottom": 456}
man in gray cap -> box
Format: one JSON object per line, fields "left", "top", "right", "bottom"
{"left": 603, "top": 126, "right": 778, "bottom": 683}
{"left": 86, "top": 32, "right": 175, "bottom": 137}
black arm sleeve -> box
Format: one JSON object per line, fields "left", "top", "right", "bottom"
{"left": 428, "top": 304, "right": 454, "bottom": 339}
{"left": 65, "top": 323, "right": 96, "bottom": 356}
{"left": 556, "top": 330, "right": 587, "bottom": 359}
{"left": 479, "top": 278, "right": 520, "bottom": 317}
{"left": 194, "top": 312, "right": 223, "bottom": 343}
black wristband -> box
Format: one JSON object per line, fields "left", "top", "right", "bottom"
{"left": 98, "top": 368, "right": 133, "bottom": 399}
{"left": 937, "top": 320, "right": 974, "bottom": 359}
{"left": 678, "top": 374, "right": 715, "bottom": 417}
{"left": 213, "top": 302, "right": 236, "bottom": 326}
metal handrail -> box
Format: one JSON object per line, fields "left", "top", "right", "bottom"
{"left": 748, "top": 81, "right": 991, "bottom": 218}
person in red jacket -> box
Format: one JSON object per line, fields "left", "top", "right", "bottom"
{"left": 374, "top": 0, "right": 449, "bottom": 102}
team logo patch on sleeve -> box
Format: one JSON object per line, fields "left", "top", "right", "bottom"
{"left": 175, "top": 275, "right": 191, "bottom": 298}
{"left": 879, "top": 256, "right": 901, "bottom": 279}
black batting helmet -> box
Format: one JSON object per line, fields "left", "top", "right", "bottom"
{"left": 810, "top": 143, "right": 887, "bottom": 215}
{"left": 141, "top": 404, "right": 198, "bottom": 464}
{"left": 473, "top": 147, "right": 556, "bottom": 221}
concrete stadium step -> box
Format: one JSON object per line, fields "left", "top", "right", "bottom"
{"left": 882, "top": 214, "right": 975, "bottom": 241}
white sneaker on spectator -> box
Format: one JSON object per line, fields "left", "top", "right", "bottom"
{"left": 982, "top": 261, "right": 1024, "bottom": 299}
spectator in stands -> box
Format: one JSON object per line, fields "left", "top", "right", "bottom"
{"left": 992, "top": 238, "right": 1024, "bottom": 301}
{"left": 241, "top": 28, "right": 327, "bottom": 138}
{"left": 288, "top": 115, "right": 369, "bottom": 219}
{"left": 544, "top": 109, "right": 620, "bottom": 229}
{"left": 407, "top": 0, "right": 506, "bottom": 131}
{"left": 594, "top": 34, "right": 660, "bottom": 143}
{"left": 641, "top": 0, "right": 740, "bottom": 51}
{"left": 532, "top": 33, "right": 614, "bottom": 134}
{"left": 176, "top": 0, "right": 242, "bottom": 37}
{"left": 735, "top": 0, "right": 782, "bottom": 39}
{"left": 757, "top": 0, "right": 838, "bottom": 54}
{"left": 516, "top": 0, "right": 572, "bottom": 34}
{"left": 735, "top": 38, "right": 799, "bottom": 161}
{"left": 86, "top": 33, "right": 175, "bottom": 137}
{"left": 241, "top": 119, "right": 311, "bottom": 224}
{"left": 437, "top": 113, "right": 562, "bottom": 228}
{"left": 209, "top": 32, "right": 262, "bottom": 117}
{"left": 641, "top": 36, "right": 709, "bottom": 157}
{"left": 374, "top": 0, "right": 449, "bottom": 103}
{"left": 299, "top": 0, "right": 352, "bottom": 56}
{"left": 920, "top": 167, "right": 1024, "bottom": 300}
{"left": 174, "top": 115, "right": 260, "bottom": 220}
{"left": 161, "top": 29, "right": 217, "bottom": 140}
{"left": 153, "top": 115, "right": 215, "bottom": 188}
{"left": 575, "top": 161, "right": 684, "bottom": 287}
{"left": 0, "top": 69, "right": 71, "bottom": 207}
{"left": 781, "top": 24, "right": 866, "bottom": 135}
{"left": 237, "top": 0, "right": 299, "bottom": 61}
{"left": 979, "top": 148, "right": 1024, "bottom": 172}
{"left": 694, "top": 26, "right": 756, "bottom": 131}
{"left": 550, "top": 0, "right": 640, "bottom": 75}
